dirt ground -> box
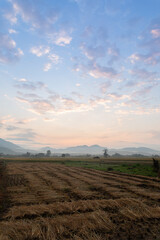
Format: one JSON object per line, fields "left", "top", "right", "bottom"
{"left": 0, "top": 162, "right": 160, "bottom": 240}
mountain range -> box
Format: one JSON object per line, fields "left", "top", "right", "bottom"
{"left": 0, "top": 138, "right": 160, "bottom": 156}
{"left": 40, "top": 145, "right": 160, "bottom": 156}
{"left": 0, "top": 138, "right": 24, "bottom": 154}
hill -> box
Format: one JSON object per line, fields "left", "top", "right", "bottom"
{"left": 0, "top": 138, "right": 25, "bottom": 154}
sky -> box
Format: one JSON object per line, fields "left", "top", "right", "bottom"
{"left": 0, "top": 0, "right": 160, "bottom": 150}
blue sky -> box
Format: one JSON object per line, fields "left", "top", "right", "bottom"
{"left": 0, "top": 0, "right": 160, "bottom": 149}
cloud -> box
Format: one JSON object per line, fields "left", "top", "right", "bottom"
{"left": 43, "top": 63, "right": 52, "bottom": 72}
{"left": 130, "top": 68, "right": 157, "bottom": 81}
{"left": 124, "top": 79, "right": 143, "bottom": 88}
{"left": 17, "top": 91, "right": 40, "bottom": 99}
{"left": 16, "top": 96, "right": 54, "bottom": 115}
{"left": 0, "top": 33, "right": 23, "bottom": 63}
{"left": 89, "top": 96, "right": 111, "bottom": 107}
{"left": 18, "top": 78, "right": 27, "bottom": 82}
{"left": 29, "top": 99, "right": 55, "bottom": 115}
{"left": 0, "top": 115, "right": 35, "bottom": 126}
{"left": 80, "top": 44, "right": 120, "bottom": 66}
{"left": 15, "top": 81, "right": 46, "bottom": 91}
{"left": 73, "top": 0, "right": 101, "bottom": 13}
{"left": 5, "top": 0, "right": 72, "bottom": 47}
{"left": 116, "top": 107, "right": 160, "bottom": 116}
{"left": 48, "top": 53, "right": 61, "bottom": 64}
{"left": 151, "top": 29, "right": 160, "bottom": 38}
{"left": 8, "top": 29, "right": 17, "bottom": 34}
{"left": 51, "top": 31, "right": 72, "bottom": 46}
{"left": 107, "top": 93, "right": 130, "bottom": 100}
{"left": 16, "top": 92, "right": 93, "bottom": 115}
{"left": 129, "top": 53, "right": 140, "bottom": 64}
{"left": 127, "top": 19, "right": 160, "bottom": 67}
{"left": 16, "top": 118, "right": 36, "bottom": 124}
{"left": 6, "top": 125, "right": 19, "bottom": 131}
{"left": 30, "top": 45, "right": 61, "bottom": 71}
{"left": 74, "top": 61, "right": 117, "bottom": 79}
{"left": 7, "top": 129, "right": 37, "bottom": 142}
{"left": 136, "top": 19, "right": 160, "bottom": 65}
{"left": 80, "top": 43, "right": 106, "bottom": 60}
{"left": 100, "top": 81, "right": 112, "bottom": 93}
{"left": 4, "top": 9, "right": 17, "bottom": 24}
{"left": 71, "top": 92, "right": 83, "bottom": 99}
{"left": 129, "top": 52, "right": 160, "bottom": 65}
{"left": 16, "top": 95, "right": 90, "bottom": 115}
{"left": 15, "top": 84, "right": 93, "bottom": 115}
{"left": 132, "top": 84, "right": 158, "bottom": 97}
{"left": 6, "top": 0, "right": 59, "bottom": 30}
{"left": 88, "top": 63, "right": 117, "bottom": 79}
{"left": 0, "top": 116, "right": 37, "bottom": 144}
{"left": 107, "top": 46, "right": 120, "bottom": 64}
{"left": 15, "top": 79, "right": 159, "bottom": 118}
{"left": 30, "top": 46, "right": 50, "bottom": 57}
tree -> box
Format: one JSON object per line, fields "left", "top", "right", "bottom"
{"left": 26, "top": 152, "right": 31, "bottom": 157}
{"left": 103, "top": 148, "right": 109, "bottom": 158}
{"left": 46, "top": 150, "right": 51, "bottom": 157}
{"left": 153, "top": 158, "right": 159, "bottom": 172}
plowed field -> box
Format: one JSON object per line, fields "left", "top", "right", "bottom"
{"left": 1, "top": 162, "right": 160, "bottom": 240}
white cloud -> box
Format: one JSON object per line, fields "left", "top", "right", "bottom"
{"left": 8, "top": 29, "right": 17, "bottom": 34}
{"left": 48, "top": 53, "right": 61, "bottom": 64}
{"left": 128, "top": 52, "right": 160, "bottom": 65}
{"left": 18, "top": 78, "right": 27, "bottom": 82}
{"left": 43, "top": 63, "right": 52, "bottom": 72}
{"left": 30, "top": 45, "right": 61, "bottom": 71}
{"left": 130, "top": 68, "right": 156, "bottom": 81}
{"left": 107, "top": 93, "right": 130, "bottom": 100}
{"left": 151, "top": 29, "right": 160, "bottom": 38}
{"left": 15, "top": 81, "right": 46, "bottom": 90}
{"left": 88, "top": 63, "right": 117, "bottom": 79}
{"left": 4, "top": 11, "right": 17, "bottom": 24}
{"left": 129, "top": 53, "right": 141, "bottom": 64}
{"left": 108, "top": 47, "right": 119, "bottom": 56}
{"left": 43, "top": 53, "right": 61, "bottom": 72}
{"left": 6, "top": 0, "right": 59, "bottom": 31}
{"left": 73, "top": 61, "right": 117, "bottom": 79}
{"left": 80, "top": 44, "right": 105, "bottom": 60}
{"left": 30, "top": 46, "right": 50, "bottom": 57}
{"left": 15, "top": 48, "right": 24, "bottom": 57}
{"left": 100, "top": 81, "right": 112, "bottom": 93}
{"left": 53, "top": 31, "right": 72, "bottom": 46}
{"left": 0, "top": 33, "right": 23, "bottom": 63}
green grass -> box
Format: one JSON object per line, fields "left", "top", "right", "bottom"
{"left": 62, "top": 161, "right": 158, "bottom": 177}
{"left": 112, "top": 163, "right": 158, "bottom": 177}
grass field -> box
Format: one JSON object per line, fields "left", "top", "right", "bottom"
{"left": 2, "top": 156, "right": 160, "bottom": 177}
{"left": 0, "top": 160, "right": 160, "bottom": 240}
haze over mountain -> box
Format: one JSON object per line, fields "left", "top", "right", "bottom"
{"left": 0, "top": 138, "right": 28, "bottom": 154}
{"left": 41, "top": 145, "right": 105, "bottom": 155}
{"left": 41, "top": 145, "right": 160, "bottom": 156}
{"left": 0, "top": 138, "right": 160, "bottom": 156}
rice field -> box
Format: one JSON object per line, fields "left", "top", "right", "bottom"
{"left": 1, "top": 162, "right": 160, "bottom": 239}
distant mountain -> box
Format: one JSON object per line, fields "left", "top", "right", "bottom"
{"left": 40, "top": 145, "right": 106, "bottom": 155}
{"left": 109, "top": 147, "right": 160, "bottom": 156}
{"left": 0, "top": 146, "right": 16, "bottom": 155}
{"left": 41, "top": 145, "right": 160, "bottom": 156}
{"left": 0, "top": 138, "right": 160, "bottom": 156}
{"left": 0, "top": 138, "right": 25, "bottom": 154}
